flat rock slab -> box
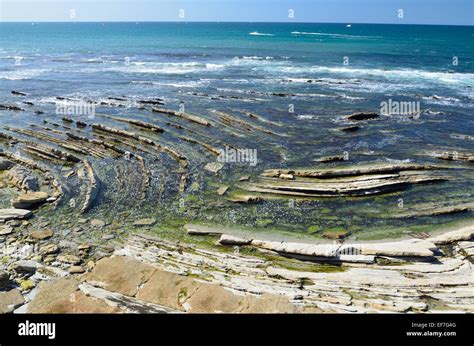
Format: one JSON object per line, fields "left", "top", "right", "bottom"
{"left": 12, "top": 191, "right": 49, "bottom": 209}
{"left": 185, "top": 224, "right": 223, "bottom": 236}
{"left": 250, "top": 238, "right": 436, "bottom": 259}
{"left": 0, "top": 208, "right": 32, "bottom": 222}
{"left": 30, "top": 229, "right": 53, "bottom": 240}
{"left": 90, "top": 219, "right": 106, "bottom": 228}
{"left": 0, "top": 289, "right": 25, "bottom": 313}
{"left": 0, "top": 226, "right": 14, "bottom": 236}
{"left": 28, "top": 277, "right": 120, "bottom": 313}
{"left": 219, "top": 234, "right": 252, "bottom": 246}
{"left": 429, "top": 225, "right": 474, "bottom": 244}
{"left": 133, "top": 218, "right": 157, "bottom": 227}
{"left": 340, "top": 239, "right": 437, "bottom": 257}
{"left": 85, "top": 256, "right": 156, "bottom": 296}
{"left": 57, "top": 254, "right": 82, "bottom": 265}
{"left": 12, "top": 260, "right": 40, "bottom": 273}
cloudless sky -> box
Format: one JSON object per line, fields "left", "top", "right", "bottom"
{"left": 0, "top": 0, "right": 472, "bottom": 25}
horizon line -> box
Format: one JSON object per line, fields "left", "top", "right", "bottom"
{"left": 0, "top": 20, "right": 472, "bottom": 27}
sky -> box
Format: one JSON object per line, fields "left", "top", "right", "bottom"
{"left": 0, "top": 0, "right": 472, "bottom": 25}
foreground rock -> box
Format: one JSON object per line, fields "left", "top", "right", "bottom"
{"left": 0, "top": 289, "right": 25, "bottom": 313}
{"left": 11, "top": 191, "right": 49, "bottom": 209}
{"left": 429, "top": 225, "right": 474, "bottom": 244}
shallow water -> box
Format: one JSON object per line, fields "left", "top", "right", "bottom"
{"left": 0, "top": 23, "right": 473, "bottom": 240}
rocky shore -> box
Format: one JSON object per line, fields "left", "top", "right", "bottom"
{"left": 1, "top": 91, "right": 473, "bottom": 313}
{"left": 0, "top": 216, "right": 472, "bottom": 313}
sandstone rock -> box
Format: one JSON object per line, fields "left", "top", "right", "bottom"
{"left": 28, "top": 277, "right": 120, "bottom": 313}
{"left": 68, "top": 266, "right": 85, "bottom": 274}
{"left": 90, "top": 219, "right": 106, "bottom": 228}
{"left": 12, "top": 260, "right": 39, "bottom": 273}
{"left": 6, "top": 166, "right": 39, "bottom": 192}
{"left": 0, "top": 209, "right": 32, "bottom": 222}
{"left": 0, "top": 226, "right": 14, "bottom": 236}
{"left": 30, "top": 229, "right": 53, "bottom": 240}
{"left": 342, "top": 239, "right": 437, "bottom": 257}
{"left": 136, "top": 269, "right": 199, "bottom": 311}
{"left": 204, "top": 162, "right": 224, "bottom": 174}
{"left": 217, "top": 186, "right": 229, "bottom": 196}
{"left": 57, "top": 254, "right": 82, "bottom": 265}
{"left": 133, "top": 218, "right": 157, "bottom": 227}
{"left": 78, "top": 244, "right": 91, "bottom": 251}
{"left": 219, "top": 234, "right": 252, "bottom": 246}
{"left": 429, "top": 225, "right": 474, "bottom": 244}
{"left": 78, "top": 283, "right": 175, "bottom": 313}
{"left": 0, "top": 289, "right": 24, "bottom": 313}
{"left": 85, "top": 256, "right": 155, "bottom": 296}
{"left": 11, "top": 191, "right": 49, "bottom": 209}
{"left": 279, "top": 173, "right": 294, "bottom": 180}
{"left": 40, "top": 243, "right": 59, "bottom": 255}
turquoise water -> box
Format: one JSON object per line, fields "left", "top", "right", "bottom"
{"left": 0, "top": 22, "right": 473, "bottom": 239}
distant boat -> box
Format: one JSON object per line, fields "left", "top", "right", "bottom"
{"left": 346, "top": 24, "right": 352, "bottom": 27}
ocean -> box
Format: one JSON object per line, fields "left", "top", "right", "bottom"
{"left": 0, "top": 22, "right": 473, "bottom": 239}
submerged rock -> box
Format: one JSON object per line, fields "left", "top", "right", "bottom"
{"left": 217, "top": 186, "right": 229, "bottom": 196}
{"left": 0, "top": 159, "right": 14, "bottom": 170}
{"left": 339, "top": 125, "right": 360, "bottom": 132}
{"left": 347, "top": 112, "right": 379, "bottom": 121}
{"left": 204, "top": 162, "right": 224, "bottom": 174}
{"left": 11, "top": 90, "right": 27, "bottom": 96}
{"left": 316, "top": 155, "right": 347, "bottom": 163}
{"left": 0, "top": 104, "right": 24, "bottom": 111}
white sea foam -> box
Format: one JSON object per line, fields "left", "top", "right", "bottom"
{"left": 274, "top": 65, "right": 474, "bottom": 86}
{"left": 104, "top": 61, "right": 225, "bottom": 75}
{"left": 249, "top": 32, "right": 275, "bottom": 36}
{"left": 0, "top": 69, "right": 45, "bottom": 80}
{"left": 291, "top": 31, "right": 382, "bottom": 39}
